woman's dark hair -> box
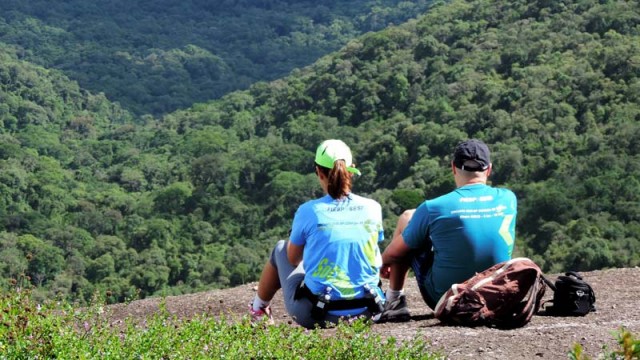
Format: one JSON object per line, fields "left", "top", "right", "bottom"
{"left": 316, "top": 160, "right": 352, "bottom": 199}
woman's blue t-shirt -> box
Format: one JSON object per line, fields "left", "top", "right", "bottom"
{"left": 290, "top": 193, "right": 384, "bottom": 301}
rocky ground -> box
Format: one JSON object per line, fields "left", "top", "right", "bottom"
{"left": 108, "top": 267, "right": 640, "bottom": 359}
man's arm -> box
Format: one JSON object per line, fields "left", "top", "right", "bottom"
{"left": 380, "top": 209, "right": 415, "bottom": 278}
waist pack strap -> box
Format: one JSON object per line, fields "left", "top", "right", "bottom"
{"left": 295, "top": 283, "right": 383, "bottom": 319}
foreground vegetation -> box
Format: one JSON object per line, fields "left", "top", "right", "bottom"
{"left": 570, "top": 330, "right": 640, "bottom": 360}
{"left": 1, "top": 283, "right": 638, "bottom": 359}
{"left": 0, "top": 285, "right": 436, "bottom": 359}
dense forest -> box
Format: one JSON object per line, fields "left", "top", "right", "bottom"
{"left": 0, "top": 0, "right": 431, "bottom": 115}
{"left": 1, "top": 0, "right": 639, "bottom": 305}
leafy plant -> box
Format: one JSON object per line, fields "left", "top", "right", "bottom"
{"left": 569, "top": 328, "right": 640, "bottom": 360}
{"left": 0, "top": 283, "right": 440, "bottom": 359}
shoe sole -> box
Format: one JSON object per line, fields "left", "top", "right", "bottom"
{"left": 375, "top": 311, "right": 411, "bottom": 323}
{"left": 384, "top": 313, "right": 411, "bottom": 322}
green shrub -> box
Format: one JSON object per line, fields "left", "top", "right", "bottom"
{"left": 570, "top": 328, "right": 640, "bottom": 360}
{"left": 0, "top": 283, "right": 439, "bottom": 359}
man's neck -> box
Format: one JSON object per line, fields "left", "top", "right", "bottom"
{"left": 456, "top": 178, "right": 487, "bottom": 187}
{"left": 466, "top": 178, "right": 486, "bottom": 185}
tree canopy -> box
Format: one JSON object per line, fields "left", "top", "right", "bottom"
{"left": 0, "top": 0, "right": 431, "bottom": 116}
{"left": 0, "top": 0, "right": 639, "bottom": 303}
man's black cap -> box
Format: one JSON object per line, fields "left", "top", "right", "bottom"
{"left": 453, "top": 139, "right": 491, "bottom": 171}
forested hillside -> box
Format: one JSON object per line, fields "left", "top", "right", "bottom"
{"left": 1, "top": 0, "right": 639, "bottom": 305}
{"left": 0, "top": 0, "right": 431, "bottom": 115}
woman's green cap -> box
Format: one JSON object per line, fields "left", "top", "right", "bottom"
{"left": 314, "top": 139, "right": 361, "bottom": 176}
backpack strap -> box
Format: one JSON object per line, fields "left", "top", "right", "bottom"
{"left": 541, "top": 275, "right": 556, "bottom": 291}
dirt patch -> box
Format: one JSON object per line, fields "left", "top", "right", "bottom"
{"left": 108, "top": 267, "right": 640, "bottom": 359}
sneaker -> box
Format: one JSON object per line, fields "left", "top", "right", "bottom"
{"left": 249, "top": 304, "right": 274, "bottom": 325}
{"left": 374, "top": 294, "right": 411, "bottom": 323}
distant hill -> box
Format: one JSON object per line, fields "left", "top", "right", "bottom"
{"left": 0, "top": 0, "right": 639, "bottom": 305}
{"left": 0, "top": 0, "right": 432, "bottom": 115}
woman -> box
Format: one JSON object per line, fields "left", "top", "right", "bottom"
{"left": 249, "top": 139, "right": 386, "bottom": 328}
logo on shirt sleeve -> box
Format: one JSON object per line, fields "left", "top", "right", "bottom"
{"left": 499, "top": 215, "right": 515, "bottom": 255}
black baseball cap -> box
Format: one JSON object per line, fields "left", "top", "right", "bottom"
{"left": 453, "top": 139, "right": 491, "bottom": 171}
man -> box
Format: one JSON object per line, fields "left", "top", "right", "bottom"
{"left": 376, "top": 139, "right": 517, "bottom": 322}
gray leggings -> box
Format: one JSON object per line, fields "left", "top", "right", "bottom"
{"left": 269, "top": 240, "right": 372, "bottom": 329}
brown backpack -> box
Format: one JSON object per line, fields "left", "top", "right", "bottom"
{"left": 434, "top": 257, "right": 546, "bottom": 329}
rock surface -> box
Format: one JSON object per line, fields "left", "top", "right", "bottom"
{"left": 108, "top": 267, "right": 640, "bottom": 359}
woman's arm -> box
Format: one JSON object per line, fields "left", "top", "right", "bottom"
{"left": 287, "top": 241, "right": 304, "bottom": 266}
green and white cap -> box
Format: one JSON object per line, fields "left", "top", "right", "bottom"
{"left": 315, "top": 139, "right": 361, "bottom": 175}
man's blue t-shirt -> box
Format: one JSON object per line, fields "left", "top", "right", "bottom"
{"left": 402, "top": 183, "right": 517, "bottom": 302}
{"left": 290, "top": 193, "right": 384, "bottom": 301}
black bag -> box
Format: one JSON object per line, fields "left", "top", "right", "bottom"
{"left": 542, "top": 271, "right": 596, "bottom": 316}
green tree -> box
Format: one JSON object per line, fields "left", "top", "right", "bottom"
{"left": 17, "top": 234, "right": 65, "bottom": 287}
